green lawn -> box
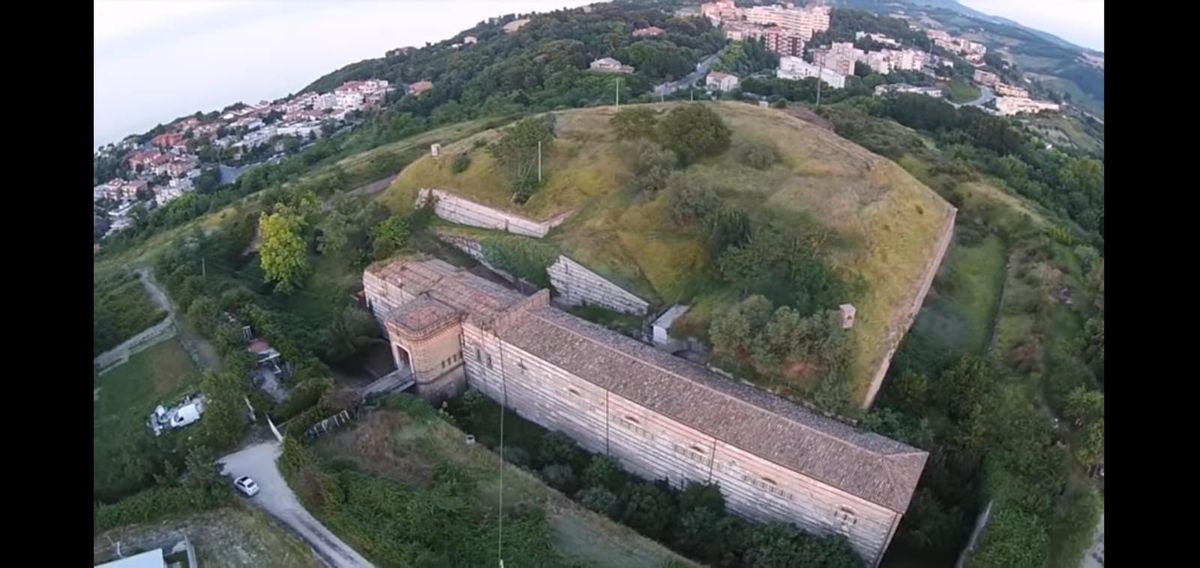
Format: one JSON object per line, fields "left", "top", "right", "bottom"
{"left": 944, "top": 80, "right": 981, "bottom": 104}
{"left": 94, "top": 339, "right": 200, "bottom": 502}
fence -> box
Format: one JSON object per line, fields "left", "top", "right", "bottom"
{"left": 95, "top": 317, "right": 177, "bottom": 373}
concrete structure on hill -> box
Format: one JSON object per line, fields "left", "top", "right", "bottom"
{"left": 364, "top": 256, "right": 928, "bottom": 566}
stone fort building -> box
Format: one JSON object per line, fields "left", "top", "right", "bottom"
{"left": 364, "top": 256, "right": 927, "bottom": 565}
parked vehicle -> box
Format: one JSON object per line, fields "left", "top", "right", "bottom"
{"left": 234, "top": 476, "right": 259, "bottom": 497}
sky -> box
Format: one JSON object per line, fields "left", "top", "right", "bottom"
{"left": 94, "top": 0, "right": 593, "bottom": 149}
{"left": 95, "top": 0, "right": 1104, "bottom": 149}
{"left": 960, "top": 0, "right": 1104, "bottom": 52}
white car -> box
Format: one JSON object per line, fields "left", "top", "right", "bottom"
{"left": 234, "top": 476, "right": 260, "bottom": 497}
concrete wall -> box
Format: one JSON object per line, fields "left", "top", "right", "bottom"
{"left": 417, "top": 188, "right": 570, "bottom": 238}
{"left": 862, "top": 206, "right": 958, "bottom": 409}
{"left": 95, "top": 317, "right": 177, "bottom": 372}
{"left": 461, "top": 322, "right": 896, "bottom": 565}
{"left": 548, "top": 256, "right": 650, "bottom": 316}
{"left": 439, "top": 232, "right": 650, "bottom": 316}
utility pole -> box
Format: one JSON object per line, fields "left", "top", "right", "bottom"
{"left": 537, "top": 140, "right": 542, "bottom": 183}
{"left": 815, "top": 57, "right": 825, "bottom": 108}
{"left": 201, "top": 257, "right": 206, "bottom": 279}
{"left": 615, "top": 78, "right": 621, "bottom": 109}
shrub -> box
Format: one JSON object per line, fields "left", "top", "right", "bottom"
{"left": 95, "top": 486, "right": 225, "bottom": 532}
{"left": 480, "top": 237, "right": 558, "bottom": 288}
{"left": 970, "top": 502, "right": 1050, "bottom": 568}
{"left": 450, "top": 152, "right": 471, "bottom": 174}
{"left": 667, "top": 174, "right": 721, "bottom": 226}
{"left": 537, "top": 431, "right": 583, "bottom": 470}
{"left": 737, "top": 139, "right": 781, "bottom": 169}
{"left": 577, "top": 486, "right": 619, "bottom": 516}
{"left": 539, "top": 463, "right": 579, "bottom": 494}
{"left": 657, "top": 104, "right": 731, "bottom": 165}
{"left": 620, "top": 140, "right": 676, "bottom": 195}
{"left": 371, "top": 215, "right": 410, "bottom": 260}
{"left": 611, "top": 107, "right": 659, "bottom": 140}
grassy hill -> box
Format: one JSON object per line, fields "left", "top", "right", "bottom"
{"left": 381, "top": 101, "right": 953, "bottom": 406}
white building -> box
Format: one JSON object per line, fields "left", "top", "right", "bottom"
{"left": 276, "top": 122, "right": 323, "bottom": 138}
{"left": 814, "top": 42, "right": 863, "bottom": 76}
{"left": 994, "top": 96, "right": 1060, "bottom": 116}
{"left": 777, "top": 56, "right": 847, "bottom": 89}
{"left": 862, "top": 51, "right": 892, "bottom": 75}
{"left": 705, "top": 71, "right": 740, "bottom": 92}
{"left": 590, "top": 57, "right": 634, "bottom": 74}
{"left": 155, "top": 186, "right": 184, "bottom": 207}
{"left": 995, "top": 83, "right": 1029, "bottom": 98}
{"left": 875, "top": 83, "right": 944, "bottom": 98}
{"left": 856, "top": 31, "right": 901, "bottom": 48}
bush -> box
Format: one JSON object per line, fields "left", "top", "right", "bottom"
{"left": 737, "top": 139, "right": 781, "bottom": 169}
{"left": 450, "top": 152, "right": 471, "bottom": 174}
{"left": 577, "top": 486, "right": 619, "bottom": 516}
{"left": 537, "top": 431, "right": 583, "bottom": 470}
{"left": 371, "top": 215, "right": 410, "bottom": 260}
{"left": 657, "top": 104, "right": 731, "bottom": 165}
{"left": 620, "top": 140, "right": 676, "bottom": 195}
{"left": 610, "top": 107, "right": 659, "bottom": 140}
{"left": 539, "top": 463, "right": 579, "bottom": 494}
{"left": 95, "top": 486, "right": 225, "bottom": 533}
{"left": 480, "top": 237, "right": 558, "bottom": 288}
{"left": 970, "top": 502, "right": 1050, "bottom": 568}
{"left": 667, "top": 174, "right": 721, "bottom": 226}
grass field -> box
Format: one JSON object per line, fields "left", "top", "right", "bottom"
{"left": 383, "top": 102, "right": 953, "bottom": 404}
{"left": 905, "top": 233, "right": 1007, "bottom": 371}
{"left": 94, "top": 339, "right": 200, "bottom": 501}
{"left": 94, "top": 269, "right": 166, "bottom": 356}
{"left": 94, "top": 506, "right": 319, "bottom": 567}
{"left": 944, "top": 80, "right": 981, "bottom": 104}
{"left": 312, "top": 397, "right": 693, "bottom": 568}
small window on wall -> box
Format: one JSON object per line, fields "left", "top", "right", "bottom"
{"left": 475, "top": 347, "right": 482, "bottom": 363}
{"left": 835, "top": 507, "right": 858, "bottom": 532}
{"left": 485, "top": 353, "right": 493, "bottom": 370}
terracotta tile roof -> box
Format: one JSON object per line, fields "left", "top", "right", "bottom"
{"left": 387, "top": 295, "right": 460, "bottom": 336}
{"left": 499, "top": 306, "right": 928, "bottom": 513}
{"left": 369, "top": 257, "right": 927, "bottom": 512}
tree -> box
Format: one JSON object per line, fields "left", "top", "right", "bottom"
{"left": 710, "top": 295, "right": 774, "bottom": 366}
{"left": 537, "top": 431, "right": 582, "bottom": 469}
{"left": 322, "top": 306, "right": 380, "bottom": 366}
{"left": 258, "top": 209, "right": 310, "bottom": 294}
{"left": 186, "top": 295, "right": 220, "bottom": 337}
{"left": 316, "top": 209, "right": 349, "bottom": 256}
{"left": 667, "top": 174, "right": 721, "bottom": 226}
{"left": 610, "top": 107, "right": 659, "bottom": 140}
{"left": 197, "top": 371, "right": 249, "bottom": 451}
{"left": 1073, "top": 421, "right": 1104, "bottom": 471}
{"left": 1063, "top": 386, "right": 1103, "bottom": 427}
{"left": 657, "top": 104, "right": 731, "bottom": 165}
{"left": 741, "top": 522, "right": 863, "bottom": 568}
{"left": 583, "top": 455, "right": 623, "bottom": 491}
{"left": 489, "top": 115, "right": 557, "bottom": 201}
{"left": 620, "top": 481, "right": 677, "bottom": 540}
{"left": 577, "top": 486, "right": 619, "bottom": 516}
{"left": 539, "top": 463, "right": 579, "bottom": 494}
{"left": 371, "top": 215, "right": 410, "bottom": 260}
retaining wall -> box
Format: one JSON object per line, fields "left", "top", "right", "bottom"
{"left": 417, "top": 188, "right": 571, "bottom": 238}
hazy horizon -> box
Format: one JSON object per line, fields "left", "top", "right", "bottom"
{"left": 94, "top": 0, "right": 1103, "bottom": 150}
{"left": 93, "top": 0, "right": 592, "bottom": 150}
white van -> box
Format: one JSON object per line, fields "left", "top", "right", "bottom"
{"left": 171, "top": 401, "right": 205, "bottom": 429}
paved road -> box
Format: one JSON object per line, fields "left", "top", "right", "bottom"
{"left": 220, "top": 441, "right": 375, "bottom": 568}
{"left": 951, "top": 85, "right": 995, "bottom": 109}
{"left": 654, "top": 53, "right": 721, "bottom": 97}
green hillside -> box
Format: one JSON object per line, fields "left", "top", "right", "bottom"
{"left": 382, "top": 101, "right": 953, "bottom": 406}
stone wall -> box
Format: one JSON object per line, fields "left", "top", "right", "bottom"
{"left": 417, "top": 188, "right": 571, "bottom": 238}
{"left": 862, "top": 206, "right": 958, "bottom": 409}
{"left": 461, "top": 323, "right": 898, "bottom": 565}
{"left": 548, "top": 256, "right": 650, "bottom": 316}
{"left": 438, "top": 232, "right": 650, "bottom": 316}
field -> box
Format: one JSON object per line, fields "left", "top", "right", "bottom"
{"left": 944, "top": 80, "right": 981, "bottom": 104}
{"left": 94, "top": 269, "right": 165, "bottom": 356}
{"left": 382, "top": 102, "right": 953, "bottom": 404}
{"left": 93, "top": 506, "right": 319, "bottom": 567}
{"left": 308, "top": 396, "right": 693, "bottom": 568}
{"left": 94, "top": 338, "right": 200, "bottom": 502}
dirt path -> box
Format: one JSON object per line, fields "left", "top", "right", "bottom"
{"left": 138, "top": 268, "right": 223, "bottom": 372}
{"left": 220, "top": 442, "right": 374, "bottom": 568}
